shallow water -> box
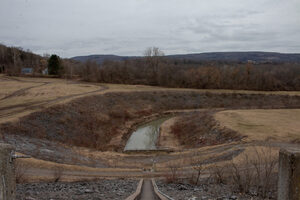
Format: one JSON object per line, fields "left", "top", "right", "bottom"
{"left": 124, "top": 117, "right": 170, "bottom": 151}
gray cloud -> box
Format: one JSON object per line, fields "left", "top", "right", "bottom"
{"left": 0, "top": 0, "right": 299, "bottom": 57}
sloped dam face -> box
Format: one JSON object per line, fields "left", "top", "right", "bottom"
{"left": 124, "top": 117, "right": 170, "bottom": 151}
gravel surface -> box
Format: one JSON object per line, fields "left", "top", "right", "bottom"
{"left": 156, "top": 180, "right": 276, "bottom": 200}
{"left": 17, "top": 179, "right": 138, "bottom": 200}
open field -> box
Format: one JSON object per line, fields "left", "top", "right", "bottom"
{"left": 1, "top": 74, "right": 300, "bottom": 124}
{"left": 0, "top": 75, "right": 108, "bottom": 123}
{"left": 215, "top": 109, "right": 300, "bottom": 143}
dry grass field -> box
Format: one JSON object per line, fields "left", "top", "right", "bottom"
{"left": 2, "top": 74, "right": 300, "bottom": 124}
{"left": 215, "top": 109, "right": 300, "bottom": 142}
{"left": 0, "top": 75, "right": 107, "bottom": 123}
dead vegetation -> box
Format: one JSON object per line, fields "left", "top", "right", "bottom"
{"left": 1, "top": 91, "right": 300, "bottom": 153}
{"left": 209, "top": 165, "right": 227, "bottom": 184}
{"left": 165, "top": 163, "right": 181, "bottom": 183}
{"left": 208, "top": 146, "right": 278, "bottom": 198}
{"left": 170, "top": 111, "right": 242, "bottom": 148}
{"left": 161, "top": 146, "right": 278, "bottom": 199}
{"left": 15, "top": 160, "right": 29, "bottom": 184}
{"left": 215, "top": 109, "right": 300, "bottom": 143}
{"left": 191, "top": 157, "right": 205, "bottom": 185}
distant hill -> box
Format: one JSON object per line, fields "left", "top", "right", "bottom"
{"left": 71, "top": 52, "right": 300, "bottom": 64}
{"left": 71, "top": 55, "right": 135, "bottom": 64}
{"left": 168, "top": 52, "right": 300, "bottom": 63}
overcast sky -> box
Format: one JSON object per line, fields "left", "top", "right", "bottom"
{"left": 0, "top": 0, "right": 300, "bottom": 58}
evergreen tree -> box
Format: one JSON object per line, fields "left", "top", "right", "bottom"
{"left": 48, "top": 54, "right": 61, "bottom": 75}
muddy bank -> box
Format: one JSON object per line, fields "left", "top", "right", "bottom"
{"left": 166, "top": 111, "right": 243, "bottom": 149}
{"left": 157, "top": 117, "right": 181, "bottom": 150}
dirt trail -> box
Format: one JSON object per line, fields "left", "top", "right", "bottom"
{"left": 0, "top": 76, "right": 108, "bottom": 121}
{"left": 0, "top": 82, "right": 50, "bottom": 101}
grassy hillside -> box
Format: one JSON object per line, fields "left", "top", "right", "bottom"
{"left": 215, "top": 109, "right": 300, "bottom": 142}
{"left": 1, "top": 89, "right": 300, "bottom": 152}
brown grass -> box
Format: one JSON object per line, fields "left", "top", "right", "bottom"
{"left": 2, "top": 91, "right": 300, "bottom": 152}
{"left": 215, "top": 109, "right": 300, "bottom": 142}
{"left": 1, "top": 74, "right": 300, "bottom": 125}
{"left": 0, "top": 75, "right": 104, "bottom": 124}
{"left": 15, "top": 159, "right": 29, "bottom": 183}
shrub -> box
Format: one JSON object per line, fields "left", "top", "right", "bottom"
{"left": 209, "top": 164, "right": 227, "bottom": 184}
{"left": 15, "top": 160, "right": 29, "bottom": 183}
{"left": 164, "top": 163, "right": 180, "bottom": 183}
{"left": 227, "top": 146, "right": 278, "bottom": 198}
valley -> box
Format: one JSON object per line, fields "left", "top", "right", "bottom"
{"left": 0, "top": 75, "right": 300, "bottom": 199}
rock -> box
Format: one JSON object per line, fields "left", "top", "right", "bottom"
{"left": 193, "top": 187, "right": 201, "bottom": 191}
{"left": 25, "top": 197, "right": 36, "bottom": 200}
{"left": 229, "top": 195, "right": 237, "bottom": 199}
{"left": 84, "top": 189, "right": 94, "bottom": 193}
{"left": 178, "top": 185, "right": 188, "bottom": 190}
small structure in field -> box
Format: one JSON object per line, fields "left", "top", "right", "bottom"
{"left": 21, "top": 68, "right": 33, "bottom": 75}
{"left": 42, "top": 68, "right": 48, "bottom": 75}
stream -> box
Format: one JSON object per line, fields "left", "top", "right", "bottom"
{"left": 124, "top": 117, "right": 170, "bottom": 151}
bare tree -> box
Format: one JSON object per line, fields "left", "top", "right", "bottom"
{"left": 192, "top": 157, "right": 205, "bottom": 185}
{"left": 144, "top": 47, "right": 165, "bottom": 57}
{"left": 166, "top": 163, "right": 179, "bottom": 183}
{"left": 144, "top": 47, "right": 165, "bottom": 85}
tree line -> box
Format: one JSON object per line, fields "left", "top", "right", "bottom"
{"left": 0, "top": 44, "right": 45, "bottom": 75}
{"left": 78, "top": 47, "right": 300, "bottom": 91}
{"left": 1, "top": 44, "right": 299, "bottom": 91}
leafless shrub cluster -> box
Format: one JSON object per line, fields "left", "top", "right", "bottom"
{"left": 15, "top": 160, "right": 29, "bottom": 184}
{"left": 249, "top": 147, "right": 278, "bottom": 197}
{"left": 163, "top": 162, "right": 183, "bottom": 184}
{"left": 171, "top": 111, "right": 242, "bottom": 148}
{"left": 209, "top": 146, "right": 278, "bottom": 198}
{"left": 230, "top": 153, "right": 254, "bottom": 193}
{"left": 190, "top": 157, "right": 206, "bottom": 185}
{"left": 209, "top": 165, "right": 227, "bottom": 184}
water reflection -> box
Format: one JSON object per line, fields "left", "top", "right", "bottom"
{"left": 124, "top": 117, "right": 170, "bottom": 151}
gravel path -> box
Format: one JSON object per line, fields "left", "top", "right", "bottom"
{"left": 17, "top": 179, "right": 138, "bottom": 200}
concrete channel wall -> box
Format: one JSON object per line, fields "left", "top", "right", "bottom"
{"left": 0, "top": 143, "right": 15, "bottom": 200}
{"left": 278, "top": 148, "right": 300, "bottom": 200}
{"left": 125, "top": 179, "right": 172, "bottom": 200}
{"left": 125, "top": 179, "right": 144, "bottom": 200}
